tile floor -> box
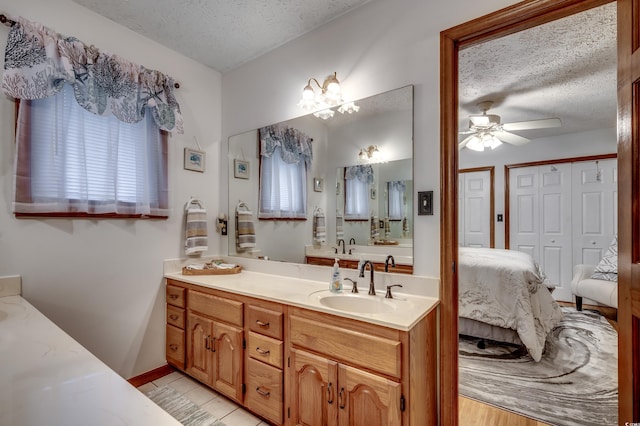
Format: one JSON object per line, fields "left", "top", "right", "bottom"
{"left": 137, "top": 371, "right": 270, "bottom": 426}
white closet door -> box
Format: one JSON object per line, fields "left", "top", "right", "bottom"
{"left": 509, "top": 164, "right": 573, "bottom": 301}
{"left": 509, "top": 167, "right": 540, "bottom": 260}
{"left": 459, "top": 170, "right": 492, "bottom": 247}
{"left": 538, "top": 163, "right": 573, "bottom": 301}
{"left": 571, "top": 159, "right": 618, "bottom": 267}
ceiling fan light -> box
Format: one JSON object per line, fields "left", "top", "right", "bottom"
{"left": 466, "top": 136, "right": 484, "bottom": 151}
{"left": 487, "top": 136, "right": 502, "bottom": 150}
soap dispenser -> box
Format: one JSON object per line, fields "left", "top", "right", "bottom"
{"left": 330, "top": 258, "right": 343, "bottom": 293}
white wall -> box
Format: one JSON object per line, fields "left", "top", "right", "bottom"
{"left": 459, "top": 127, "right": 616, "bottom": 247}
{"left": 221, "top": 0, "right": 520, "bottom": 277}
{"left": 0, "top": 0, "right": 222, "bottom": 378}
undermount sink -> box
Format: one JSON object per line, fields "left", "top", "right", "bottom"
{"left": 309, "top": 291, "right": 397, "bottom": 314}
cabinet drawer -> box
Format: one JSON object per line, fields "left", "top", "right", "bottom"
{"left": 246, "top": 305, "right": 283, "bottom": 340}
{"left": 189, "top": 290, "right": 243, "bottom": 327}
{"left": 290, "top": 314, "right": 401, "bottom": 379}
{"left": 166, "top": 284, "right": 186, "bottom": 308}
{"left": 245, "top": 358, "right": 283, "bottom": 425}
{"left": 166, "top": 324, "right": 185, "bottom": 369}
{"left": 247, "top": 331, "right": 283, "bottom": 369}
{"left": 166, "top": 305, "right": 185, "bottom": 329}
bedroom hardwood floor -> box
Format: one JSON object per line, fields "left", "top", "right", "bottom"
{"left": 459, "top": 396, "right": 550, "bottom": 425}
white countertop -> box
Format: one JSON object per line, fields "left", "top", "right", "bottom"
{"left": 0, "top": 295, "right": 181, "bottom": 426}
{"left": 165, "top": 270, "right": 438, "bottom": 331}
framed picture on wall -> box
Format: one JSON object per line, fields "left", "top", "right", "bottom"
{"left": 184, "top": 148, "right": 205, "bottom": 172}
{"left": 234, "top": 159, "right": 250, "bottom": 179}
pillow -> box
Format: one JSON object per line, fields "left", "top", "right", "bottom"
{"left": 591, "top": 235, "right": 617, "bottom": 281}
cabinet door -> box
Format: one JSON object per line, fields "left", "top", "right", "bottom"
{"left": 213, "top": 322, "right": 243, "bottom": 402}
{"left": 290, "top": 348, "right": 338, "bottom": 426}
{"left": 187, "top": 313, "right": 214, "bottom": 384}
{"left": 337, "top": 364, "right": 401, "bottom": 426}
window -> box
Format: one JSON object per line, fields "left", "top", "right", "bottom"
{"left": 258, "top": 125, "right": 312, "bottom": 220}
{"left": 14, "top": 84, "right": 168, "bottom": 218}
{"left": 344, "top": 165, "right": 373, "bottom": 220}
{"left": 387, "top": 181, "right": 406, "bottom": 220}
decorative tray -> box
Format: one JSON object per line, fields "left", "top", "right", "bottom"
{"left": 182, "top": 263, "right": 242, "bottom": 275}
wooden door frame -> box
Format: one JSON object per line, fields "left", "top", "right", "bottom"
{"left": 459, "top": 166, "right": 495, "bottom": 248}
{"left": 439, "top": 1, "right": 613, "bottom": 424}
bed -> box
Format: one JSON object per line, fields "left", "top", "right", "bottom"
{"left": 458, "top": 247, "right": 563, "bottom": 362}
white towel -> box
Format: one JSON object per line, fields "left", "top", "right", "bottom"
{"left": 185, "top": 201, "right": 208, "bottom": 255}
{"left": 313, "top": 209, "right": 327, "bottom": 245}
{"left": 237, "top": 210, "right": 256, "bottom": 249}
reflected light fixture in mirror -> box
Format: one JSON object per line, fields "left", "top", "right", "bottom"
{"left": 358, "top": 145, "right": 384, "bottom": 163}
{"left": 297, "top": 72, "right": 344, "bottom": 112}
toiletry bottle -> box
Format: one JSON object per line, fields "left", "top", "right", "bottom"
{"left": 330, "top": 259, "right": 343, "bottom": 293}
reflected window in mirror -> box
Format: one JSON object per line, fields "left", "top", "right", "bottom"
{"left": 387, "top": 181, "right": 406, "bottom": 220}
{"left": 344, "top": 165, "right": 374, "bottom": 220}
{"left": 258, "top": 125, "right": 313, "bottom": 219}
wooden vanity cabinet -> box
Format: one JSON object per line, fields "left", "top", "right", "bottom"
{"left": 165, "top": 284, "right": 186, "bottom": 369}
{"left": 166, "top": 278, "right": 436, "bottom": 425}
{"left": 305, "top": 256, "right": 413, "bottom": 274}
{"left": 244, "top": 301, "right": 285, "bottom": 425}
{"left": 186, "top": 289, "right": 244, "bottom": 402}
{"left": 287, "top": 306, "right": 436, "bottom": 425}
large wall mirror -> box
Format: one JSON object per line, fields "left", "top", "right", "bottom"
{"left": 227, "top": 85, "right": 414, "bottom": 271}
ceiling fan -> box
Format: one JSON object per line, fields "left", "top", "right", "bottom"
{"left": 459, "top": 101, "right": 561, "bottom": 151}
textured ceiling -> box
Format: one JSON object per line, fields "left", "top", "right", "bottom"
{"left": 71, "top": 0, "right": 372, "bottom": 73}
{"left": 71, "top": 1, "right": 616, "bottom": 141}
{"left": 459, "top": 2, "right": 617, "bottom": 141}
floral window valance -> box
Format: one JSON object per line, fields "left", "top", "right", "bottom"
{"left": 345, "top": 165, "right": 374, "bottom": 184}
{"left": 259, "top": 124, "right": 313, "bottom": 167}
{"left": 2, "top": 16, "right": 183, "bottom": 134}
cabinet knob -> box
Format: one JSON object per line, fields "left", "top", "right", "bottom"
{"left": 339, "top": 387, "right": 345, "bottom": 409}
{"left": 169, "top": 314, "right": 178, "bottom": 321}
{"left": 256, "top": 386, "right": 270, "bottom": 398}
{"left": 327, "top": 382, "right": 334, "bottom": 404}
{"left": 169, "top": 294, "right": 178, "bottom": 300}
{"left": 255, "top": 347, "right": 270, "bottom": 356}
{"left": 256, "top": 320, "right": 270, "bottom": 328}
{"left": 169, "top": 344, "right": 178, "bottom": 351}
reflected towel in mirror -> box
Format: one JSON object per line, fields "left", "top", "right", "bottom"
{"left": 236, "top": 209, "right": 256, "bottom": 249}
{"left": 336, "top": 212, "right": 344, "bottom": 239}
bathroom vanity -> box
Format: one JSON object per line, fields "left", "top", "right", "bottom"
{"left": 163, "top": 269, "right": 438, "bottom": 425}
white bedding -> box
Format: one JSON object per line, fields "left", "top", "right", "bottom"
{"left": 458, "top": 247, "right": 563, "bottom": 361}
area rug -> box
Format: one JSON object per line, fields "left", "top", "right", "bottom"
{"left": 146, "top": 386, "right": 225, "bottom": 426}
{"left": 459, "top": 307, "right": 617, "bottom": 426}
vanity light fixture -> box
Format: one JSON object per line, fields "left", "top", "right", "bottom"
{"left": 338, "top": 102, "right": 360, "bottom": 114}
{"left": 298, "top": 72, "right": 345, "bottom": 111}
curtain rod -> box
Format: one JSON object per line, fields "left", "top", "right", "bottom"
{"left": 0, "top": 13, "right": 180, "bottom": 89}
{"left": 0, "top": 14, "right": 15, "bottom": 27}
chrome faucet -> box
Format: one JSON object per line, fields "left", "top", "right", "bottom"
{"left": 337, "top": 239, "right": 345, "bottom": 254}
{"left": 384, "top": 255, "right": 396, "bottom": 272}
{"left": 359, "top": 260, "right": 376, "bottom": 295}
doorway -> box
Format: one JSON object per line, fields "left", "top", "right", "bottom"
{"left": 439, "top": 1, "right": 619, "bottom": 424}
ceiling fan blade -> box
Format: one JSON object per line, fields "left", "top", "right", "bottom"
{"left": 494, "top": 131, "right": 530, "bottom": 146}
{"left": 502, "top": 118, "right": 561, "bottom": 131}
{"left": 459, "top": 129, "right": 475, "bottom": 135}
{"left": 458, "top": 134, "right": 476, "bottom": 150}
